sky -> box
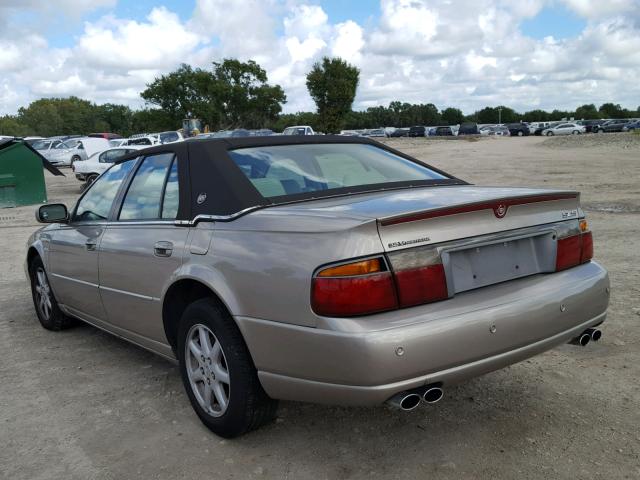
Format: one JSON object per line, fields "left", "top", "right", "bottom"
{"left": 1, "top": 0, "right": 639, "bottom": 116}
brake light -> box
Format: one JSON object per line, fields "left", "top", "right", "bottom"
{"left": 311, "top": 258, "right": 398, "bottom": 316}
{"left": 312, "top": 248, "right": 450, "bottom": 317}
{"left": 394, "top": 264, "right": 448, "bottom": 307}
{"left": 555, "top": 224, "right": 593, "bottom": 271}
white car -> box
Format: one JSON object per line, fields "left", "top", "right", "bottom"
{"left": 46, "top": 137, "right": 111, "bottom": 166}
{"left": 283, "top": 125, "right": 315, "bottom": 135}
{"left": 126, "top": 135, "right": 160, "bottom": 146}
{"left": 72, "top": 146, "right": 145, "bottom": 187}
{"left": 32, "top": 138, "right": 66, "bottom": 155}
{"left": 157, "top": 131, "right": 184, "bottom": 144}
{"left": 109, "top": 139, "right": 128, "bottom": 147}
{"left": 542, "top": 123, "right": 586, "bottom": 136}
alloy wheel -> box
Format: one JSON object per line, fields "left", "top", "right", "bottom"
{"left": 34, "top": 267, "right": 52, "bottom": 321}
{"left": 185, "top": 324, "right": 231, "bottom": 417}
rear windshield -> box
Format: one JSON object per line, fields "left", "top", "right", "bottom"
{"left": 228, "top": 143, "right": 448, "bottom": 199}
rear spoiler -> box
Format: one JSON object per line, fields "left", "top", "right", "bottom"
{"left": 379, "top": 192, "right": 579, "bottom": 226}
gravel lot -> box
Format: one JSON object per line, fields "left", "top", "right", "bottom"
{"left": 1, "top": 134, "right": 639, "bottom": 479}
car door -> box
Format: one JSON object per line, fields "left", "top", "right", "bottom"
{"left": 98, "top": 151, "right": 189, "bottom": 342}
{"left": 48, "top": 159, "right": 136, "bottom": 321}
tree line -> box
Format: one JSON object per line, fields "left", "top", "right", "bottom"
{"left": 1, "top": 56, "right": 638, "bottom": 137}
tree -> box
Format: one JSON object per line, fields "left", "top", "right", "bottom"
{"left": 306, "top": 57, "right": 360, "bottom": 133}
{"left": 441, "top": 107, "right": 464, "bottom": 125}
{"left": 141, "top": 60, "right": 286, "bottom": 131}
{"left": 575, "top": 104, "right": 599, "bottom": 120}
{"left": 599, "top": 103, "right": 624, "bottom": 118}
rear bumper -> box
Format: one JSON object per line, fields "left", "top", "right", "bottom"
{"left": 236, "top": 261, "right": 609, "bottom": 406}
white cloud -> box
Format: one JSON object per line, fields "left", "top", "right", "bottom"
{"left": 76, "top": 8, "right": 203, "bottom": 70}
{"left": 0, "top": 0, "right": 639, "bottom": 117}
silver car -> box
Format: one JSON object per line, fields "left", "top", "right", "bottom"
{"left": 26, "top": 137, "right": 609, "bottom": 437}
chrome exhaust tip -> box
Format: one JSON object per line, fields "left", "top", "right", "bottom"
{"left": 422, "top": 386, "right": 444, "bottom": 404}
{"left": 585, "top": 328, "right": 602, "bottom": 342}
{"left": 570, "top": 332, "right": 591, "bottom": 347}
{"left": 387, "top": 392, "right": 422, "bottom": 411}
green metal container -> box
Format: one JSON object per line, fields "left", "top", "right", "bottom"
{"left": 0, "top": 139, "right": 51, "bottom": 208}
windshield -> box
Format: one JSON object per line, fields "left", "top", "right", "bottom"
{"left": 32, "top": 140, "right": 50, "bottom": 150}
{"left": 228, "top": 143, "right": 448, "bottom": 199}
{"left": 56, "top": 140, "right": 78, "bottom": 149}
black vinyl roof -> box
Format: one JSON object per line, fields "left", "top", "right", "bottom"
{"left": 115, "top": 135, "right": 466, "bottom": 220}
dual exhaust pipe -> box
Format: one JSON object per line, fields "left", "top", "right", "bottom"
{"left": 387, "top": 384, "right": 443, "bottom": 411}
{"left": 569, "top": 327, "right": 602, "bottom": 347}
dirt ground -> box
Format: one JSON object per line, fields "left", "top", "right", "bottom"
{"left": 1, "top": 134, "right": 639, "bottom": 479}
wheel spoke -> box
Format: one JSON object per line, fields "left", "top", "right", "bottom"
{"left": 214, "top": 366, "right": 229, "bottom": 384}
{"left": 212, "top": 382, "right": 228, "bottom": 411}
{"left": 190, "top": 367, "right": 203, "bottom": 381}
{"left": 203, "top": 383, "right": 213, "bottom": 407}
{"left": 188, "top": 339, "right": 202, "bottom": 358}
{"left": 198, "top": 327, "right": 211, "bottom": 356}
{"left": 210, "top": 341, "right": 221, "bottom": 362}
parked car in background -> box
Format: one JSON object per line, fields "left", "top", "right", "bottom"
{"left": 388, "top": 128, "right": 409, "bottom": 137}
{"left": 73, "top": 146, "right": 145, "bottom": 188}
{"left": 507, "top": 123, "right": 530, "bottom": 137}
{"left": 408, "top": 126, "right": 426, "bottom": 137}
{"left": 542, "top": 123, "right": 586, "bottom": 136}
{"left": 530, "top": 122, "right": 557, "bottom": 135}
{"left": 127, "top": 136, "right": 159, "bottom": 146}
{"left": 27, "top": 136, "right": 609, "bottom": 437}
{"left": 158, "top": 131, "right": 184, "bottom": 144}
{"left": 622, "top": 120, "right": 640, "bottom": 132}
{"left": 457, "top": 123, "right": 479, "bottom": 135}
{"left": 578, "top": 120, "right": 606, "bottom": 133}
{"left": 363, "top": 129, "right": 387, "bottom": 138}
{"left": 482, "top": 126, "right": 510, "bottom": 136}
{"left": 89, "top": 133, "right": 122, "bottom": 140}
{"left": 434, "top": 126, "right": 454, "bottom": 136}
{"left": 32, "top": 138, "right": 65, "bottom": 155}
{"left": 283, "top": 126, "right": 315, "bottom": 136}
{"left": 23, "top": 136, "right": 45, "bottom": 145}
{"left": 109, "top": 139, "right": 129, "bottom": 147}
{"left": 46, "top": 137, "right": 111, "bottom": 166}
{"left": 595, "top": 119, "right": 630, "bottom": 133}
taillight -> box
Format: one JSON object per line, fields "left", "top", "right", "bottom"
{"left": 312, "top": 248, "right": 450, "bottom": 317}
{"left": 555, "top": 220, "right": 593, "bottom": 271}
{"left": 311, "top": 258, "right": 398, "bottom": 317}
{"left": 394, "top": 264, "right": 448, "bottom": 307}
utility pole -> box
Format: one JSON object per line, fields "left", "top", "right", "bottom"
{"left": 498, "top": 107, "right": 503, "bottom": 125}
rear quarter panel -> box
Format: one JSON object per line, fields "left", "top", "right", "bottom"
{"left": 190, "top": 212, "right": 384, "bottom": 327}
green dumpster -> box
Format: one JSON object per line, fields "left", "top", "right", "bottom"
{"left": 0, "top": 138, "right": 64, "bottom": 208}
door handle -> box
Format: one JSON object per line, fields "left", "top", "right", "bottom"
{"left": 154, "top": 241, "right": 174, "bottom": 257}
{"left": 85, "top": 240, "right": 97, "bottom": 251}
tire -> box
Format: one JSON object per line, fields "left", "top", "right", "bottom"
{"left": 572, "top": 130, "right": 579, "bottom": 135}
{"left": 596, "top": 129, "right": 604, "bottom": 134}
{"left": 29, "top": 256, "right": 76, "bottom": 331}
{"left": 70, "top": 155, "right": 81, "bottom": 167}
{"left": 82, "top": 174, "right": 98, "bottom": 192}
{"left": 546, "top": 131, "right": 554, "bottom": 136}
{"left": 177, "top": 298, "right": 278, "bottom": 438}
{"left": 517, "top": 130, "right": 524, "bottom": 137}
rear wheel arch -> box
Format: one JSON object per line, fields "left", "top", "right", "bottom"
{"left": 162, "top": 279, "right": 235, "bottom": 352}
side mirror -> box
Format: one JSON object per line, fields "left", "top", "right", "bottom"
{"left": 36, "top": 204, "right": 69, "bottom": 223}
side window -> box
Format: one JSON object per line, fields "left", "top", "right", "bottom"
{"left": 73, "top": 160, "right": 135, "bottom": 222}
{"left": 119, "top": 153, "right": 178, "bottom": 220}
{"left": 161, "top": 159, "right": 179, "bottom": 219}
